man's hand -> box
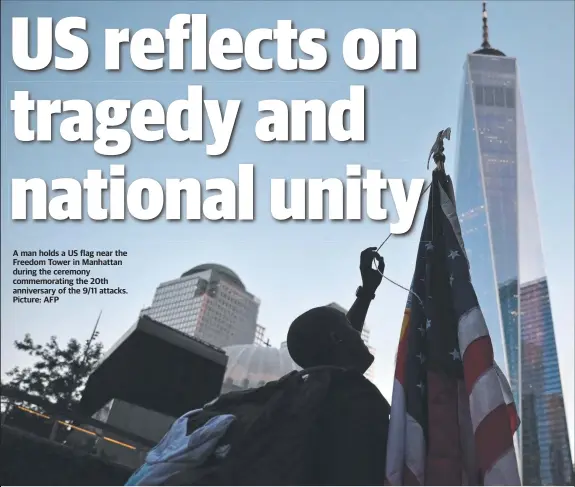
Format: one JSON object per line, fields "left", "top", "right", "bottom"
{"left": 360, "top": 247, "right": 385, "bottom": 293}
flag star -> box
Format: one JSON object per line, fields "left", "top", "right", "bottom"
{"left": 420, "top": 277, "right": 426, "bottom": 282}
{"left": 416, "top": 352, "right": 426, "bottom": 364}
{"left": 426, "top": 319, "right": 432, "bottom": 330}
{"left": 416, "top": 382, "right": 425, "bottom": 393}
{"left": 448, "top": 250, "right": 460, "bottom": 260}
{"left": 449, "top": 274, "right": 455, "bottom": 286}
{"left": 418, "top": 325, "right": 425, "bottom": 335}
{"left": 425, "top": 242, "right": 434, "bottom": 251}
{"left": 450, "top": 349, "right": 461, "bottom": 361}
{"left": 511, "top": 310, "right": 518, "bottom": 316}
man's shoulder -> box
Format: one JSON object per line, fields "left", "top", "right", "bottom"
{"left": 326, "top": 369, "right": 390, "bottom": 412}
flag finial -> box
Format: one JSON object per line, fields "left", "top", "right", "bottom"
{"left": 427, "top": 128, "right": 451, "bottom": 171}
{"left": 482, "top": 2, "right": 491, "bottom": 50}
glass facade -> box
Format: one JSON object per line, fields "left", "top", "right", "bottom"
{"left": 454, "top": 52, "right": 572, "bottom": 485}
{"left": 220, "top": 343, "right": 300, "bottom": 394}
{"left": 521, "top": 278, "right": 572, "bottom": 486}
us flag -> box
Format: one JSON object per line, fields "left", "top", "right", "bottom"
{"left": 385, "top": 169, "right": 521, "bottom": 486}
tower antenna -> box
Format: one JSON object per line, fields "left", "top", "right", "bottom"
{"left": 482, "top": 2, "right": 491, "bottom": 49}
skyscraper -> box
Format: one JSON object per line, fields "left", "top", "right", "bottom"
{"left": 142, "top": 263, "right": 260, "bottom": 349}
{"left": 453, "top": 4, "right": 572, "bottom": 484}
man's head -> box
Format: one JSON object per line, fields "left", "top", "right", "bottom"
{"left": 287, "top": 306, "right": 374, "bottom": 373}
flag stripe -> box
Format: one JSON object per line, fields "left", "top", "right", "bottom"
{"left": 402, "top": 465, "right": 420, "bottom": 486}
{"left": 405, "top": 414, "right": 426, "bottom": 485}
{"left": 386, "top": 379, "right": 407, "bottom": 485}
{"left": 493, "top": 363, "right": 515, "bottom": 406}
{"left": 474, "top": 404, "right": 515, "bottom": 474}
{"left": 469, "top": 367, "right": 508, "bottom": 432}
{"left": 395, "top": 310, "right": 411, "bottom": 384}
{"left": 457, "top": 381, "right": 480, "bottom": 485}
{"left": 463, "top": 336, "right": 496, "bottom": 394}
{"left": 507, "top": 404, "right": 519, "bottom": 433}
{"left": 458, "top": 306, "right": 489, "bottom": 357}
{"left": 484, "top": 448, "right": 521, "bottom": 486}
{"left": 427, "top": 371, "right": 462, "bottom": 485}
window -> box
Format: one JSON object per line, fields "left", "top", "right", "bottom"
{"left": 494, "top": 87, "right": 505, "bottom": 107}
{"left": 474, "top": 84, "right": 484, "bottom": 105}
{"left": 484, "top": 86, "right": 495, "bottom": 106}
{"left": 505, "top": 87, "right": 515, "bottom": 108}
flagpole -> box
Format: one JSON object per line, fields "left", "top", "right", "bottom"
{"left": 374, "top": 127, "right": 452, "bottom": 289}
{"left": 433, "top": 139, "right": 446, "bottom": 172}
{"left": 428, "top": 128, "right": 451, "bottom": 173}
{"left": 79, "top": 310, "right": 102, "bottom": 381}
{"left": 64, "top": 310, "right": 102, "bottom": 410}
{"left": 83, "top": 310, "right": 102, "bottom": 361}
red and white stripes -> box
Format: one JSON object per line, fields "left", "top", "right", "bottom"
{"left": 458, "top": 306, "right": 521, "bottom": 486}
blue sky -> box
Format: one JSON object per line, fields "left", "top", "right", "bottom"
{"left": 1, "top": 1, "right": 573, "bottom": 451}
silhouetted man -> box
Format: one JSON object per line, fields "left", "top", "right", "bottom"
{"left": 287, "top": 247, "right": 390, "bottom": 486}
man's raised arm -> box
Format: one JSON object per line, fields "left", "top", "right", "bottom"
{"left": 347, "top": 247, "right": 385, "bottom": 333}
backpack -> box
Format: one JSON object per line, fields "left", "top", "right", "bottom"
{"left": 127, "top": 366, "right": 345, "bottom": 486}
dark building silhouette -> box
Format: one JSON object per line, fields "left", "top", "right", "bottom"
{"left": 80, "top": 315, "right": 227, "bottom": 419}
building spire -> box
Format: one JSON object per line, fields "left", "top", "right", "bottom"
{"left": 473, "top": 1, "right": 505, "bottom": 56}
{"left": 481, "top": 2, "right": 491, "bottom": 49}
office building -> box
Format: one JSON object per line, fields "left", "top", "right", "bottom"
{"left": 143, "top": 264, "right": 260, "bottom": 349}
{"left": 453, "top": 4, "right": 572, "bottom": 484}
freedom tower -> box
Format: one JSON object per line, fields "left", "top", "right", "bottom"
{"left": 454, "top": 3, "right": 572, "bottom": 485}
